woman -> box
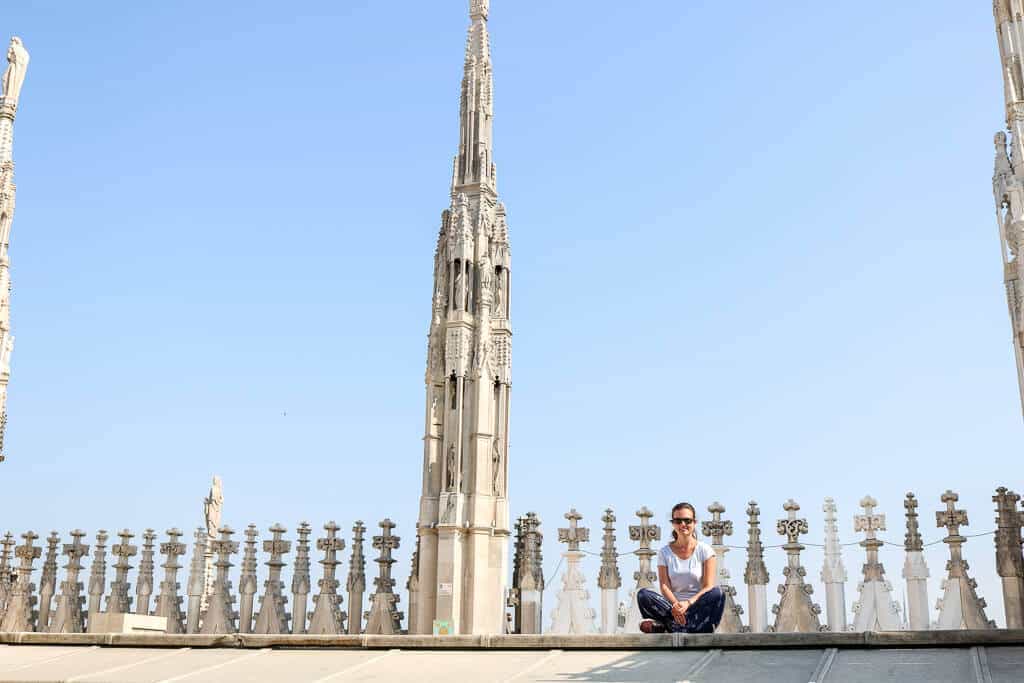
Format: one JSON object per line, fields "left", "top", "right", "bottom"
{"left": 637, "top": 502, "right": 726, "bottom": 633}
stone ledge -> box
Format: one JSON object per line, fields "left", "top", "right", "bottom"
{"left": 1, "top": 630, "right": 1022, "bottom": 650}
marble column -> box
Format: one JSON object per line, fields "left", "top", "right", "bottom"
{"left": 820, "top": 499, "right": 847, "bottom": 633}
{"left": 238, "top": 524, "right": 258, "bottom": 634}
{"left": 597, "top": 509, "right": 622, "bottom": 634}
{"left": 901, "top": 493, "right": 930, "bottom": 631}
{"left": 548, "top": 509, "right": 597, "bottom": 635}
{"left": 744, "top": 502, "right": 770, "bottom": 633}
{"left": 346, "top": 521, "right": 366, "bottom": 635}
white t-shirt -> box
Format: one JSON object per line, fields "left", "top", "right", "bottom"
{"left": 656, "top": 541, "right": 715, "bottom": 602}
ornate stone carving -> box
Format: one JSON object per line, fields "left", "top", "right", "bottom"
{"left": 86, "top": 530, "right": 108, "bottom": 630}
{"left": 199, "top": 526, "right": 238, "bottom": 635}
{"left": 597, "top": 509, "right": 621, "bottom": 635}
{"left": 185, "top": 528, "right": 207, "bottom": 634}
{"left": 37, "top": 531, "right": 59, "bottom": 632}
{"left": 0, "top": 531, "right": 39, "bottom": 632}
{"left": 549, "top": 509, "right": 597, "bottom": 634}
{"left": 346, "top": 521, "right": 367, "bottom": 635}
{"left": 901, "top": 493, "right": 930, "bottom": 631}
{"left": 308, "top": 521, "right": 347, "bottom": 635}
{"left": 771, "top": 500, "right": 824, "bottom": 633}
{"left": 254, "top": 523, "right": 291, "bottom": 635}
{"left": 0, "top": 531, "right": 14, "bottom": 620}
{"left": 994, "top": 487, "right": 1024, "bottom": 628}
{"left": 291, "top": 522, "right": 312, "bottom": 634}
{"left": 851, "top": 496, "right": 901, "bottom": 631}
{"left": 934, "top": 490, "right": 995, "bottom": 630}
{"left": 621, "top": 506, "right": 660, "bottom": 633}
{"left": 135, "top": 529, "right": 156, "bottom": 616}
{"left": 744, "top": 501, "right": 770, "bottom": 633}
{"left": 0, "top": 39, "right": 29, "bottom": 108}
{"left": 820, "top": 498, "right": 847, "bottom": 633}
{"left": 238, "top": 524, "right": 259, "bottom": 634}
{"left": 704, "top": 502, "right": 744, "bottom": 633}
{"left": 154, "top": 528, "right": 186, "bottom": 634}
{"left": 50, "top": 530, "right": 88, "bottom": 634}
{"left": 364, "top": 519, "right": 403, "bottom": 634}
{"left": 105, "top": 529, "right": 137, "bottom": 615}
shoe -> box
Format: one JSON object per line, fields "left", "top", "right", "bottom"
{"left": 639, "top": 619, "right": 666, "bottom": 634}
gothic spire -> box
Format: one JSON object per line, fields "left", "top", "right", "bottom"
{"left": 453, "top": 0, "right": 496, "bottom": 193}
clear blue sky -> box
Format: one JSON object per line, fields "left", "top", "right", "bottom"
{"left": 2, "top": 0, "right": 1020, "bottom": 628}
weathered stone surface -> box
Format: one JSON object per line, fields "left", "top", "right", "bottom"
{"left": 820, "top": 498, "right": 847, "bottom": 633}
{"left": 153, "top": 527, "right": 186, "bottom": 634}
{"left": 0, "top": 530, "right": 39, "bottom": 632}
{"left": 549, "top": 509, "right": 597, "bottom": 635}
{"left": 36, "top": 531, "right": 59, "bottom": 632}
{"left": 771, "top": 500, "right": 824, "bottom": 633}
{"left": 703, "top": 502, "right": 744, "bottom": 634}
{"left": 744, "top": 501, "right": 769, "bottom": 633}
{"left": 597, "top": 509, "right": 621, "bottom": 635}
{"left": 413, "top": 0, "right": 512, "bottom": 635}
{"left": 105, "top": 529, "right": 136, "bottom": 616}
{"left": 364, "top": 519, "right": 402, "bottom": 635}
{"left": 934, "top": 491, "right": 995, "bottom": 630}
{"left": 238, "top": 524, "right": 258, "bottom": 634}
{"left": 902, "top": 492, "right": 930, "bottom": 631}
{"left": 851, "top": 496, "right": 902, "bottom": 632}
{"left": 346, "top": 521, "right": 366, "bottom": 635}
{"left": 622, "top": 506, "right": 659, "bottom": 633}
{"left": 86, "top": 530, "right": 107, "bottom": 631}
{"left": 199, "top": 526, "right": 238, "bottom": 635}
{"left": 513, "top": 512, "right": 543, "bottom": 635}
{"left": 135, "top": 529, "right": 156, "bottom": 616}
{"left": 291, "top": 521, "right": 312, "bottom": 634}
{"left": 308, "top": 520, "right": 346, "bottom": 635}
{"left": 253, "top": 523, "right": 290, "bottom": 635}
{"left": 993, "top": 486, "right": 1024, "bottom": 629}
{"left": 49, "top": 529, "right": 88, "bottom": 634}
{"left": 184, "top": 527, "right": 206, "bottom": 634}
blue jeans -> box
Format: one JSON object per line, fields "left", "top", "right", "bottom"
{"left": 637, "top": 586, "right": 725, "bottom": 634}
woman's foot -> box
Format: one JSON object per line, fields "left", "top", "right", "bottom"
{"left": 639, "top": 619, "right": 666, "bottom": 634}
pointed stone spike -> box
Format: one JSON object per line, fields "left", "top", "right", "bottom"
{"left": 309, "top": 520, "right": 346, "bottom": 635}
{"left": 820, "top": 499, "right": 847, "bottom": 633}
{"left": 851, "top": 496, "right": 901, "bottom": 632}
{"left": 36, "top": 531, "right": 60, "bottom": 632}
{"left": 199, "top": 526, "right": 239, "bottom": 634}
{"left": 237, "top": 524, "right": 258, "bottom": 634}
{"left": 105, "top": 529, "right": 136, "bottom": 615}
{"left": 346, "top": 521, "right": 366, "bottom": 635}
{"left": 185, "top": 528, "right": 207, "bottom": 634}
{"left": 50, "top": 530, "right": 88, "bottom": 634}
{"left": 364, "top": 519, "right": 403, "bottom": 635}
{"left": 153, "top": 528, "right": 186, "bottom": 634}
{"left": 703, "top": 503, "right": 744, "bottom": 633}
{"left": 85, "top": 530, "right": 108, "bottom": 631}
{"left": 901, "top": 493, "right": 930, "bottom": 631}
{"left": 596, "top": 509, "right": 621, "bottom": 635}
{"left": 549, "top": 509, "right": 597, "bottom": 635}
{"left": 253, "top": 523, "right": 291, "bottom": 635}
{"left": 0, "top": 531, "right": 40, "bottom": 632}
{"left": 135, "top": 529, "right": 156, "bottom": 616}
{"left": 934, "top": 491, "right": 994, "bottom": 630}
{"left": 744, "top": 501, "right": 770, "bottom": 633}
{"left": 772, "top": 500, "right": 823, "bottom": 633}
{"left": 994, "top": 487, "right": 1024, "bottom": 628}
{"left": 291, "top": 522, "right": 312, "bottom": 634}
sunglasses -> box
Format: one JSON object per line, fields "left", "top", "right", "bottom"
{"left": 671, "top": 517, "right": 695, "bottom": 526}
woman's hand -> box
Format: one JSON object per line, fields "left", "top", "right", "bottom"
{"left": 671, "top": 600, "right": 689, "bottom": 625}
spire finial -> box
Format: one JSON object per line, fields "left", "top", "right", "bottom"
{"left": 470, "top": 0, "right": 490, "bottom": 21}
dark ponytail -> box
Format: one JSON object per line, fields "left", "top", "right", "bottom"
{"left": 670, "top": 501, "right": 697, "bottom": 542}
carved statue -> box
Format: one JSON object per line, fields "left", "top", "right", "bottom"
{"left": 491, "top": 439, "right": 502, "bottom": 495}
{"left": 479, "top": 255, "right": 494, "bottom": 308}
{"left": 453, "top": 263, "right": 465, "bottom": 312}
{"left": 203, "top": 476, "right": 223, "bottom": 538}
{"left": 494, "top": 268, "right": 506, "bottom": 317}
{"left": 1, "top": 38, "right": 29, "bottom": 106}
{"left": 445, "top": 444, "right": 457, "bottom": 491}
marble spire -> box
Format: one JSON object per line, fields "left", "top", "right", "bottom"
{"left": 992, "top": 2, "right": 1024, "bottom": 421}
{"left": 413, "top": 0, "right": 513, "bottom": 635}
{"left": 704, "top": 502, "right": 744, "bottom": 633}
{"left": 135, "top": 529, "right": 156, "bottom": 616}
{"left": 346, "top": 521, "right": 366, "bottom": 635}
{"left": 993, "top": 486, "right": 1024, "bottom": 628}
{"left": 901, "top": 492, "right": 930, "bottom": 630}
{"left": 0, "top": 37, "right": 30, "bottom": 461}
{"left": 238, "top": 524, "right": 258, "bottom": 634}
{"left": 105, "top": 529, "right": 137, "bottom": 615}
{"left": 199, "top": 526, "right": 238, "bottom": 634}
{"left": 744, "top": 501, "right": 770, "bottom": 633}
{"left": 934, "top": 490, "right": 995, "bottom": 630}
{"left": 50, "top": 529, "right": 88, "bottom": 634}
{"left": 185, "top": 527, "right": 207, "bottom": 633}
{"left": 851, "top": 496, "right": 901, "bottom": 631}
{"left": 364, "top": 519, "right": 403, "bottom": 635}
{"left": 820, "top": 498, "right": 847, "bottom": 633}
{"left": 291, "top": 521, "right": 312, "bottom": 634}
{"left": 622, "top": 506, "right": 660, "bottom": 633}
{"left": 86, "top": 530, "right": 108, "bottom": 630}
{"left": 308, "top": 520, "right": 346, "bottom": 635}
{"left": 597, "top": 509, "right": 622, "bottom": 634}
{"left": 37, "top": 531, "right": 59, "bottom": 631}
{"left": 254, "top": 523, "right": 291, "bottom": 635}
{"left": 771, "top": 499, "right": 824, "bottom": 633}
{"left": 0, "top": 531, "right": 14, "bottom": 619}
{"left": 154, "top": 528, "right": 186, "bottom": 634}
{"left": 0, "top": 531, "right": 38, "bottom": 632}
{"left": 515, "top": 512, "right": 544, "bottom": 635}
{"left": 549, "top": 509, "right": 597, "bottom": 634}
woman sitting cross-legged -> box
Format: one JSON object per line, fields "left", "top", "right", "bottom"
{"left": 637, "top": 502, "right": 725, "bottom": 634}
